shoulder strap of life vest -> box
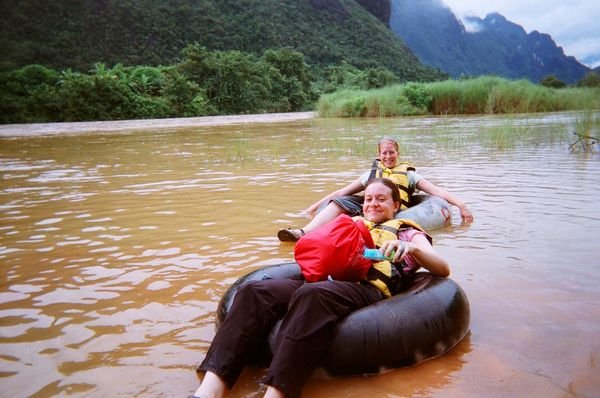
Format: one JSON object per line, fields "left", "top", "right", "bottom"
{"left": 368, "top": 158, "right": 380, "bottom": 182}
{"left": 366, "top": 160, "right": 415, "bottom": 209}
{"left": 392, "top": 218, "right": 433, "bottom": 245}
{"left": 364, "top": 218, "right": 432, "bottom": 245}
{"left": 358, "top": 217, "right": 431, "bottom": 297}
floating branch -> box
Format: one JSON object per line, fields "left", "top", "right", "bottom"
{"left": 569, "top": 132, "right": 598, "bottom": 152}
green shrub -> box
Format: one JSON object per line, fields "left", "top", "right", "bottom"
{"left": 403, "top": 83, "right": 432, "bottom": 111}
{"left": 577, "top": 72, "right": 600, "bottom": 88}
{"left": 540, "top": 75, "right": 566, "bottom": 88}
{"left": 318, "top": 76, "right": 600, "bottom": 118}
{"left": 340, "top": 95, "right": 367, "bottom": 117}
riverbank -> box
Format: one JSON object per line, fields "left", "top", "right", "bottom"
{"left": 318, "top": 76, "right": 600, "bottom": 118}
{"left": 0, "top": 111, "right": 317, "bottom": 137}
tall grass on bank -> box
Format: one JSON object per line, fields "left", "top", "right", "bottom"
{"left": 317, "top": 76, "right": 600, "bottom": 118}
{"left": 569, "top": 111, "right": 599, "bottom": 152}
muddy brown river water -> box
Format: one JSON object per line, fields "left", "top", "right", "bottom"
{"left": 1, "top": 111, "right": 599, "bottom": 397}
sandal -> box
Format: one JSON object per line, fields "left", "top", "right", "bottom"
{"left": 277, "top": 228, "right": 305, "bottom": 242}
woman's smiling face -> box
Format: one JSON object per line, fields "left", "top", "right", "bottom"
{"left": 363, "top": 181, "right": 400, "bottom": 223}
{"left": 378, "top": 139, "right": 399, "bottom": 169}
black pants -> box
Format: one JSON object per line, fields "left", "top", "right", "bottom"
{"left": 198, "top": 278, "right": 383, "bottom": 398}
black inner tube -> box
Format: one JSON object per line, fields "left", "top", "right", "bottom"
{"left": 215, "top": 263, "right": 470, "bottom": 376}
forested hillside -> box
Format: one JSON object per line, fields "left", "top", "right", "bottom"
{"left": 388, "top": 0, "right": 590, "bottom": 84}
{"left": 0, "top": 0, "right": 442, "bottom": 81}
{"left": 8, "top": 0, "right": 596, "bottom": 125}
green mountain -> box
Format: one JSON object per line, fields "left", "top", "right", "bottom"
{"left": 388, "top": 0, "right": 590, "bottom": 84}
{"left": 0, "top": 0, "right": 444, "bottom": 81}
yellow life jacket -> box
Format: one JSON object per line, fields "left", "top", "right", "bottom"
{"left": 368, "top": 159, "right": 415, "bottom": 210}
{"left": 357, "top": 217, "right": 432, "bottom": 298}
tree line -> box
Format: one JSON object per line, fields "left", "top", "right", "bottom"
{"left": 0, "top": 45, "right": 403, "bottom": 124}
{"left": 2, "top": 44, "right": 598, "bottom": 124}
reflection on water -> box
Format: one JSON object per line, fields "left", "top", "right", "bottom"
{"left": 1, "top": 112, "right": 599, "bottom": 397}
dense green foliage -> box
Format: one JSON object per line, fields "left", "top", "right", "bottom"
{"left": 3, "top": 52, "right": 598, "bottom": 123}
{"left": 540, "top": 75, "right": 567, "bottom": 89}
{"left": 0, "top": 0, "right": 443, "bottom": 82}
{"left": 577, "top": 71, "right": 600, "bottom": 88}
{"left": 0, "top": 47, "right": 411, "bottom": 123}
{"left": 317, "top": 76, "right": 600, "bottom": 118}
{"left": 2, "top": 0, "right": 596, "bottom": 124}
{"left": 0, "top": 0, "right": 452, "bottom": 123}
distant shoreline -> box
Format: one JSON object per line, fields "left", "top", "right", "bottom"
{"left": 0, "top": 111, "right": 317, "bottom": 137}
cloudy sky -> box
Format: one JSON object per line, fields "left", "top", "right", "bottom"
{"left": 442, "top": 0, "right": 600, "bottom": 68}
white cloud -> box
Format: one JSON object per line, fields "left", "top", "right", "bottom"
{"left": 462, "top": 18, "right": 482, "bottom": 33}
{"left": 566, "top": 37, "right": 600, "bottom": 68}
{"left": 442, "top": 0, "right": 600, "bottom": 68}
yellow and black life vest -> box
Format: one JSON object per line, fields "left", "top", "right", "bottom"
{"left": 356, "top": 217, "right": 432, "bottom": 298}
{"left": 368, "top": 159, "right": 415, "bottom": 210}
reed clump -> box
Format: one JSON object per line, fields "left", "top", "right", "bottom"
{"left": 317, "top": 76, "right": 600, "bottom": 118}
{"left": 569, "top": 111, "right": 599, "bottom": 152}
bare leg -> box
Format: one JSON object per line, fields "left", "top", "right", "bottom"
{"left": 278, "top": 202, "right": 345, "bottom": 241}
{"left": 263, "top": 386, "right": 285, "bottom": 398}
{"left": 191, "top": 371, "right": 227, "bottom": 398}
{"left": 302, "top": 202, "right": 344, "bottom": 233}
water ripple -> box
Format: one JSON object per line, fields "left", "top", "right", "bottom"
{"left": 1, "top": 112, "right": 598, "bottom": 397}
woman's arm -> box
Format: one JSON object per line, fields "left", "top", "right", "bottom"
{"left": 415, "top": 178, "right": 473, "bottom": 223}
{"left": 380, "top": 233, "right": 450, "bottom": 277}
{"left": 304, "top": 178, "right": 365, "bottom": 216}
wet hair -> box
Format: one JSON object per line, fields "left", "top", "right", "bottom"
{"left": 377, "top": 136, "right": 400, "bottom": 153}
{"left": 365, "top": 178, "right": 401, "bottom": 204}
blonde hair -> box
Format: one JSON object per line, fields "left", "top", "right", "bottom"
{"left": 377, "top": 136, "right": 400, "bottom": 153}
